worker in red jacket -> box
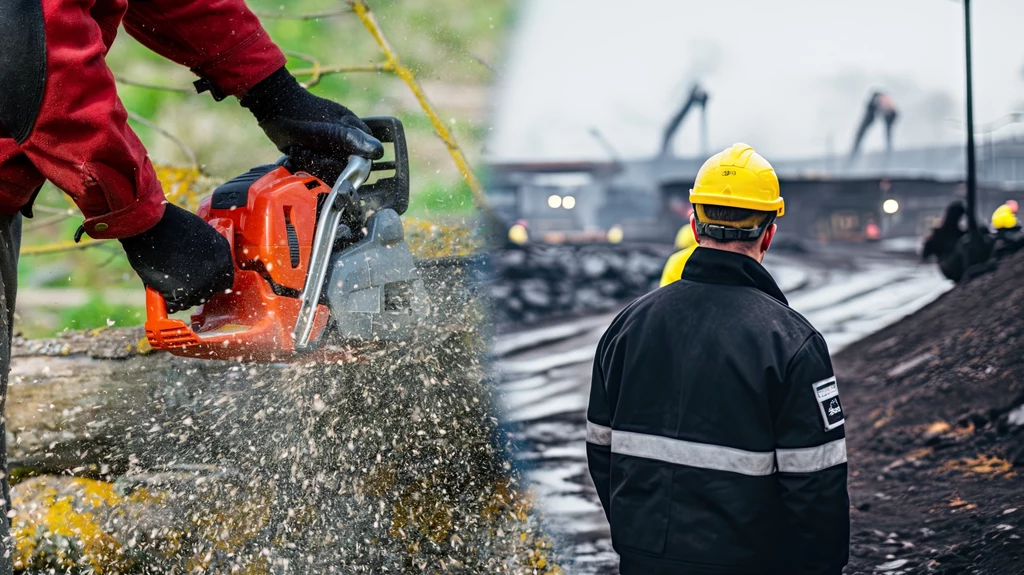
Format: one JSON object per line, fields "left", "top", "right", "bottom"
{"left": 0, "top": 0, "right": 381, "bottom": 564}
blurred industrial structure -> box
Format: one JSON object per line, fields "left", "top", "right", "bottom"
{"left": 487, "top": 89, "right": 1024, "bottom": 247}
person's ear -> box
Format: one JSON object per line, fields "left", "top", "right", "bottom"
{"left": 690, "top": 213, "right": 699, "bottom": 245}
{"left": 760, "top": 223, "right": 777, "bottom": 253}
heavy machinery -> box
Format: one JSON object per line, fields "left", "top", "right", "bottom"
{"left": 144, "top": 117, "right": 425, "bottom": 362}
{"left": 488, "top": 83, "right": 1024, "bottom": 247}
{"left": 660, "top": 84, "right": 710, "bottom": 158}
{"left": 849, "top": 91, "right": 898, "bottom": 165}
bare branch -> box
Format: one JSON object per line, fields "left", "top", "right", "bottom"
{"left": 255, "top": 9, "right": 353, "bottom": 20}
{"left": 115, "top": 61, "right": 390, "bottom": 95}
{"left": 284, "top": 50, "right": 321, "bottom": 68}
{"left": 284, "top": 50, "right": 323, "bottom": 88}
{"left": 291, "top": 62, "right": 392, "bottom": 89}
{"left": 125, "top": 111, "right": 200, "bottom": 172}
{"left": 469, "top": 53, "right": 496, "bottom": 73}
{"left": 114, "top": 75, "right": 194, "bottom": 94}
{"left": 293, "top": 63, "right": 391, "bottom": 77}
{"left": 29, "top": 205, "right": 76, "bottom": 216}
{"left": 20, "top": 240, "right": 103, "bottom": 256}
{"left": 23, "top": 212, "right": 73, "bottom": 230}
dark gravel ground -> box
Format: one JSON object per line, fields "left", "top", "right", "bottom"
{"left": 834, "top": 250, "right": 1024, "bottom": 574}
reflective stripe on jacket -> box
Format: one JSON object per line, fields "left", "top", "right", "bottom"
{"left": 587, "top": 247, "right": 850, "bottom": 575}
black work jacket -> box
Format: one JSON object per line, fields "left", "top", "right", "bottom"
{"left": 587, "top": 247, "right": 849, "bottom": 575}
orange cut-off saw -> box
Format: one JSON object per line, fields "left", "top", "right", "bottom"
{"left": 144, "top": 117, "right": 424, "bottom": 362}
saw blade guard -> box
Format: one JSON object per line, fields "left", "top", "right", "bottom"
{"left": 323, "top": 208, "right": 426, "bottom": 343}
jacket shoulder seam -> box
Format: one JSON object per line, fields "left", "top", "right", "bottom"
{"left": 781, "top": 332, "right": 826, "bottom": 384}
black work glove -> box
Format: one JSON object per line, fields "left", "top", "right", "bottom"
{"left": 120, "top": 204, "right": 235, "bottom": 313}
{"left": 282, "top": 147, "right": 349, "bottom": 187}
{"left": 240, "top": 67, "right": 384, "bottom": 163}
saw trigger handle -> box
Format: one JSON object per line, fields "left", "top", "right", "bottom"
{"left": 277, "top": 117, "right": 408, "bottom": 216}
{"left": 357, "top": 117, "right": 410, "bottom": 216}
{"left": 144, "top": 285, "right": 204, "bottom": 351}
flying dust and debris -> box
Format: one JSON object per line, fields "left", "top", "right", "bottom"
{"left": 403, "top": 218, "right": 483, "bottom": 260}
{"left": 8, "top": 254, "right": 560, "bottom": 573}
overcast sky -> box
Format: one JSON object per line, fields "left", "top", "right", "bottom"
{"left": 487, "top": 0, "right": 1024, "bottom": 162}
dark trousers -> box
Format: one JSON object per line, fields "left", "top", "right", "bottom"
{"left": 0, "top": 213, "right": 20, "bottom": 575}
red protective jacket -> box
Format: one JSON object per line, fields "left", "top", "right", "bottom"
{"left": 0, "top": 0, "right": 285, "bottom": 239}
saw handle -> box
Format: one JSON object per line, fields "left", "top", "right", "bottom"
{"left": 278, "top": 117, "right": 408, "bottom": 216}
{"left": 358, "top": 117, "right": 410, "bottom": 216}
{"left": 144, "top": 285, "right": 208, "bottom": 351}
{"left": 143, "top": 216, "right": 236, "bottom": 350}
{"left": 145, "top": 285, "right": 171, "bottom": 321}
{"left": 292, "top": 155, "right": 372, "bottom": 351}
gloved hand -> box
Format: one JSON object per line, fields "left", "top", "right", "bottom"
{"left": 283, "top": 147, "right": 349, "bottom": 188}
{"left": 240, "top": 67, "right": 384, "bottom": 163}
{"left": 120, "top": 204, "right": 235, "bottom": 313}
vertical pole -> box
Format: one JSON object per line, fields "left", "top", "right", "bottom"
{"left": 983, "top": 130, "right": 991, "bottom": 179}
{"left": 964, "top": 0, "right": 978, "bottom": 235}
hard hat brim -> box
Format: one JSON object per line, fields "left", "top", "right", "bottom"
{"left": 688, "top": 192, "right": 785, "bottom": 217}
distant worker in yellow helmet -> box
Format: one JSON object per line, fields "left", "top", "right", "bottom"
{"left": 659, "top": 213, "right": 698, "bottom": 286}
{"left": 991, "top": 203, "right": 1018, "bottom": 232}
{"left": 588, "top": 143, "right": 849, "bottom": 575}
{"left": 991, "top": 201, "right": 1024, "bottom": 260}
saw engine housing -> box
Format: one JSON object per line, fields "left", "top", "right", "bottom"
{"left": 144, "top": 117, "right": 423, "bottom": 361}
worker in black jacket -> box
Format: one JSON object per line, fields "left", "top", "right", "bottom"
{"left": 587, "top": 143, "right": 850, "bottom": 575}
{"left": 922, "top": 201, "right": 971, "bottom": 282}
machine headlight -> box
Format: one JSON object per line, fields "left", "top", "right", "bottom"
{"left": 883, "top": 199, "right": 899, "bottom": 214}
{"left": 607, "top": 225, "right": 624, "bottom": 244}
{"left": 562, "top": 196, "right": 576, "bottom": 209}
{"left": 508, "top": 223, "right": 529, "bottom": 245}
{"left": 547, "top": 195, "right": 562, "bottom": 209}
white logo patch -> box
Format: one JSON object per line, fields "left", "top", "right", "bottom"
{"left": 812, "top": 377, "right": 845, "bottom": 431}
{"left": 816, "top": 382, "right": 838, "bottom": 401}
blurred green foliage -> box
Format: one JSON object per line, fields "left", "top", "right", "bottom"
{"left": 407, "top": 180, "right": 476, "bottom": 218}
{"left": 58, "top": 295, "right": 144, "bottom": 336}
{"left": 18, "top": 0, "right": 512, "bottom": 336}
{"left": 17, "top": 293, "right": 144, "bottom": 339}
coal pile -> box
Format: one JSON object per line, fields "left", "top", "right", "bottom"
{"left": 834, "top": 250, "right": 1024, "bottom": 574}
{"left": 488, "top": 243, "right": 672, "bottom": 325}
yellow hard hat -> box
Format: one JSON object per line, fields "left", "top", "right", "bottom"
{"left": 991, "top": 204, "right": 1018, "bottom": 230}
{"left": 674, "top": 224, "right": 697, "bottom": 250}
{"left": 689, "top": 143, "right": 784, "bottom": 217}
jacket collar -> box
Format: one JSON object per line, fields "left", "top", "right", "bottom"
{"left": 679, "top": 247, "right": 788, "bottom": 305}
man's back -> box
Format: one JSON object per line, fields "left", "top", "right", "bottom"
{"left": 587, "top": 247, "right": 850, "bottom": 575}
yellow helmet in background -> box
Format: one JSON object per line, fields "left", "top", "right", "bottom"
{"left": 689, "top": 143, "right": 784, "bottom": 218}
{"left": 674, "top": 223, "right": 697, "bottom": 250}
{"left": 991, "top": 204, "right": 1018, "bottom": 230}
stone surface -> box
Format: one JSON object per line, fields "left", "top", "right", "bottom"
{"left": 488, "top": 244, "right": 671, "bottom": 325}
